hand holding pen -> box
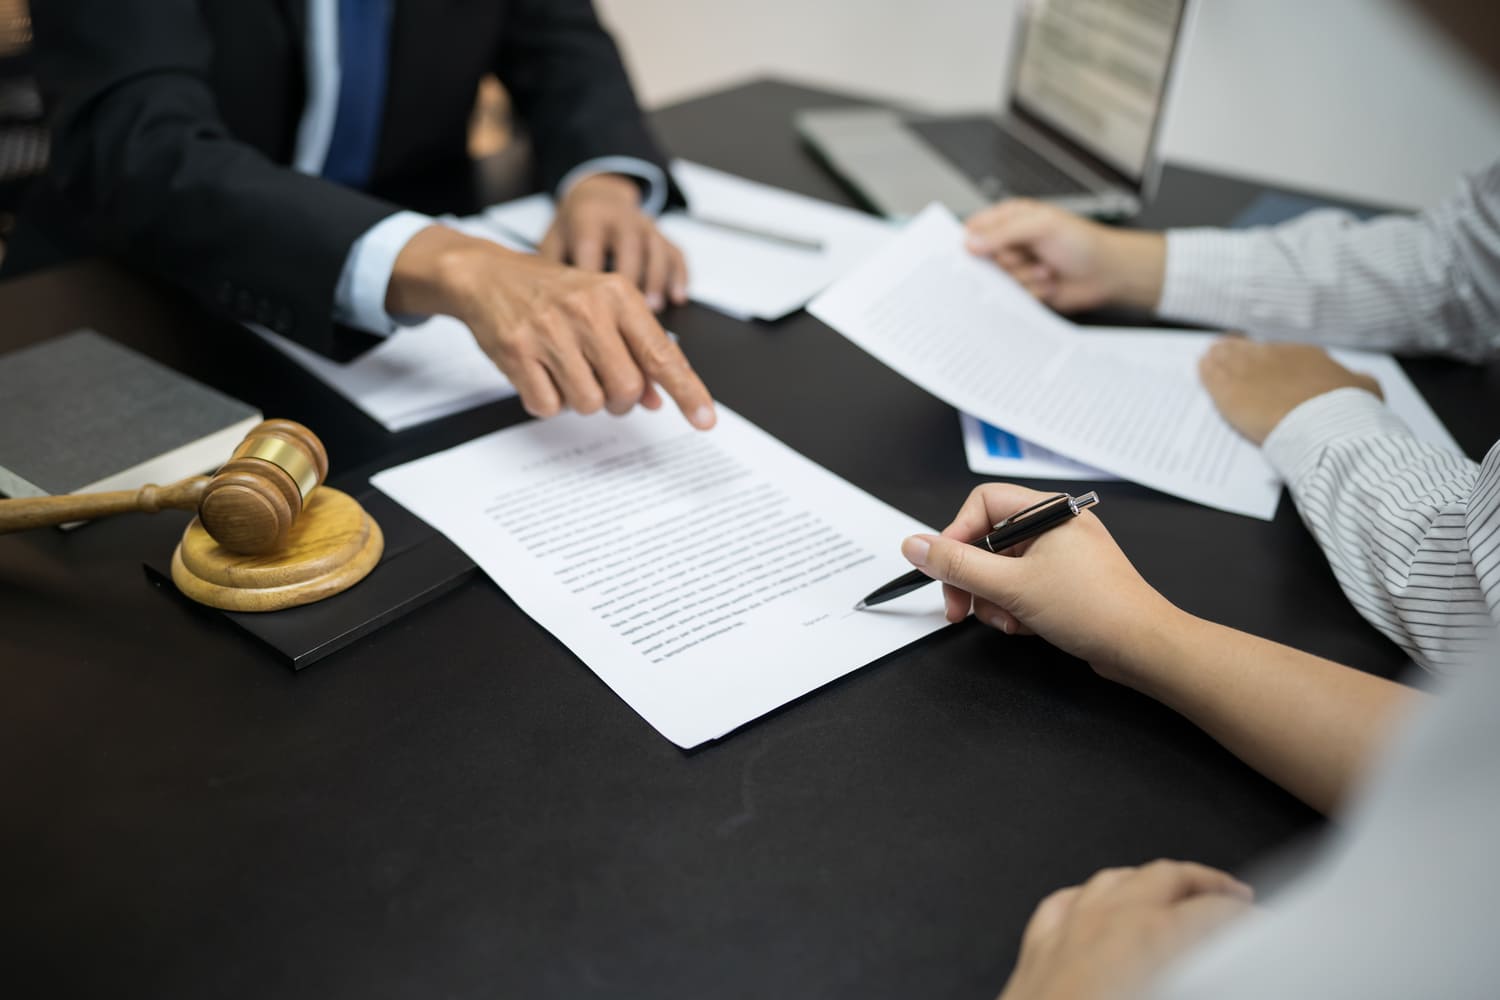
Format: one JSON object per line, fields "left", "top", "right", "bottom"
{"left": 858, "top": 491, "right": 1099, "bottom": 609}
{"left": 880, "top": 484, "right": 1185, "bottom": 679}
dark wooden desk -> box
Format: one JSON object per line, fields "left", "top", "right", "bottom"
{"left": 4, "top": 79, "right": 1498, "bottom": 1000}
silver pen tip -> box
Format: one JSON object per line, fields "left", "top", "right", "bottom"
{"left": 854, "top": 600, "right": 868, "bottom": 612}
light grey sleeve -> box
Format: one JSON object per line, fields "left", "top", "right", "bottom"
{"left": 1151, "top": 649, "right": 1500, "bottom": 1000}
{"left": 1260, "top": 388, "right": 1500, "bottom": 674}
{"left": 1157, "top": 162, "right": 1500, "bottom": 362}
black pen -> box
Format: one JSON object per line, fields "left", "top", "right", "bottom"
{"left": 855, "top": 492, "right": 1100, "bottom": 611}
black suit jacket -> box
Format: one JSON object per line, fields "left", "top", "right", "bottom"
{"left": 13, "top": 0, "right": 675, "bottom": 358}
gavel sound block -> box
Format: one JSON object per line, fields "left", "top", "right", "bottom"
{"left": 0, "top": 419, "right": 382, "bottom": 612}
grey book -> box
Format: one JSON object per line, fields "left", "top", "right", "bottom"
{"left": 0, "top": 330, "right": 262, "bottom": 501}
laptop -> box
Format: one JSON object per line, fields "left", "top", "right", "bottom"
{"left": 796, "top": 0, "right": 1190, "bottom": 220}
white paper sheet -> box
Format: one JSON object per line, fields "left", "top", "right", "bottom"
{"left": 254, "top": 218, "right": 521, "bottom": 431}
{"left": 807, "top": 205, "right": 1275, "bottom": 519}
{"left": 257, "top": 315, "right": 514, "bottom": 432}
{"left": 371, "top": 405, "right": 949, "bottom": 748}
{"left": 485, "top": 160, "right": 896, "bottom": 321}
{"left": 958, "top": 330, "right": 1459, "bottom": 485}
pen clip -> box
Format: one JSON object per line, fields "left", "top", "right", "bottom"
{"left": 990, "top": 491, "right": 1099, "bottom": 530}
{"left": 991, "top": 493, "right": 1070, "bottom": 531}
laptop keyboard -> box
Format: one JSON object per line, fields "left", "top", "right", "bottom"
{"left": 909, "top": 116, "right": 1087, "bottom": 199}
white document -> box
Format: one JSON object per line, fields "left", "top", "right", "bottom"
{"left": 371, "top": 406, "right": 949, "bottom": 748}
{"left": 809, "top": 204, "right": 1285, "bottom": 518}
{"left": 1075, "top": 328, "right": 1463, "bottom": 455}
{"left": 254, "top": 218, "right": 521, "bottom": 432}
{"left": 959, "top": 331, "right": 1459, "bottom": 485}
{"left": 810, "top": 207, "right": 1462, "bottom": 519}
{"left": 257, "top": 316, "right": 514, "bottom": 432}
{"left": 485, "top": 160, "right": 896, "bottom": 322}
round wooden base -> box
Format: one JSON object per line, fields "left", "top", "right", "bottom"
{"left": 171, "top": 487, "right": 383, "bottom": 612}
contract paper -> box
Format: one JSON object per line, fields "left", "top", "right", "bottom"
{"left": 807, "top": 206, "right": 1271, "bottom": 519}
{"left": 959, "top": 331, "right": 1458, "bottom": 485}
{"left": 371, "top": 406, "right": 949, "bottom": 748}
{"left": 486, "top": 160, "right": 896, "bottom": 321}
{"left": 254, "top": 219, "right": 521, "bottom": 431}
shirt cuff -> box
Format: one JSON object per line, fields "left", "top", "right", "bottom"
{"left": 1158, "top": 228, "right": 1262, "bottom": 327}
{"left": 333, "top": 210, "right": 436, "bottom": 336}
{"left": 556, "top": 156, "right": 670, "bottom": 217}
{"left": 1262, "top": 386, "right": 1417, "bottom": 487}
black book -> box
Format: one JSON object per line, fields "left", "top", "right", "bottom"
{"left": 0, "top": 330, "right": 261, "bottom": 501}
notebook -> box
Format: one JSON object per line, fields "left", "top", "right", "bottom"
{"left": 0, "top": 330, "right": 262, "bottom": 500}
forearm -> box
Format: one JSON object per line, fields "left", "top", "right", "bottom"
{"left": 1114, "top": 611, "right": 1421, "bottom": 815}
{"left": 1156, "top": 168, "right": 1500, "bottom": 360}
{"left": 34, "top": 0, "right": 393, "bottom": 353}
{"left": 1100, "top": 228, "right": 1168, "bottom": 312}
{"left": 498, "top": 0, "right": 671, "bottom": 192}
{"left": 1264, "top": 391, "right": 1494, "bottom": 673}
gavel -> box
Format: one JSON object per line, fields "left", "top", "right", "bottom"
{"left": 0, "top": 419, "right": 329, "bottom": 555}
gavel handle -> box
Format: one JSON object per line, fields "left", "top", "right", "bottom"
{"left": 0, "top": 476, "right": 210, "bottom": 534}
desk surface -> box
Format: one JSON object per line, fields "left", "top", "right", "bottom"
{"left": 4, "top": 79, "right": 1499, "bottom": 1000}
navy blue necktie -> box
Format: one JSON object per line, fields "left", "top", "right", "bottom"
{"left": 323, "top": 0, "right": 393, "bottom": 189}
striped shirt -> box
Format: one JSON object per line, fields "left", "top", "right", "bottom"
{"left": 1157, "top": 162, "right": 1500, "bottom": 673}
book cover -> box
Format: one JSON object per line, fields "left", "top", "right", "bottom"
{"left": 0, "top": 329, "right": 262, "bottom": 499}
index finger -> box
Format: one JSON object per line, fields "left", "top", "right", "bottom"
{"left": 615, "top": 289, "right": 716, "bottom": 430}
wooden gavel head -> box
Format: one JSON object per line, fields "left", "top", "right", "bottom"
{"left": 198, "top": 419, "right": 329, "bottom": 555}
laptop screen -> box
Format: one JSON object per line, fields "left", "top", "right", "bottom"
{"left": 1011, "top": 0, "right": 1187, "bottom": 182}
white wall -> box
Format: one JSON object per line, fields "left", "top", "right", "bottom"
{"left": 596, "top": 0, "right": 1500, "bottom": 209}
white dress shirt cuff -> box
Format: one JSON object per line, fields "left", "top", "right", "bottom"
{"left": 556, "top": 156, "right": 670, "bottom": 217}
{"left": 1262, "top": 386, "right": 1416, "bottom": 487}
{"left": 333, "top": 209, "right": 436, "bottom": 336}
{"left": 1158, "top": 228, "right": 1262, "bottom": 328}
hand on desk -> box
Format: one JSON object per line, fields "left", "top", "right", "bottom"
{"left": 1199, "top": 339, "right": 1384, "bottom": 445}
{"left": 964, "top": 199, "right": 1166, "bottom": 314}
{"left": 388, "top": 224, "right": 715, "bottom": 428}
{"left": 996, "top": 860, "right": 1254, "bottom": 1000}
{"left": 539, "top": 173, "right": 690, "bottom": 313}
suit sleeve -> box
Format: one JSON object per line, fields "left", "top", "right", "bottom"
{"left": 493, "top": 0, "right": 682, "bottom": 206}
{"left": 31, "top": 0, "right": 397, "bottom": 357}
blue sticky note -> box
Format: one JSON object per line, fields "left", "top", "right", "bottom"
{"left": 981, "top": 422, "right": 1024, "bottom": 459}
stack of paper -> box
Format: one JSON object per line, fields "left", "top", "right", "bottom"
{"left": 486, "top": 160, "right": 896, "bottom": 321}
{"left": 809, "top": 205, "right": 1461, "bottom": 519}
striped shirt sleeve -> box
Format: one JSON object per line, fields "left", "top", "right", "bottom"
{"left": 1158, "top": 162, "right": 1500, "bottom": 363}
{"left": 1263, "top": 388, "right": 1500, "bottom": 673}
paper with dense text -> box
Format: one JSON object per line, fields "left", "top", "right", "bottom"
{"left": 812, "top": 205, "right": 1283, "bottom": 519}
{"left": 371, "top": 406, "right": 949, "bottom": 747}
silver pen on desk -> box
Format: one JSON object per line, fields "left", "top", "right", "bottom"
{"left": 687, "top": 214, "right": 826, "bottom": 253}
